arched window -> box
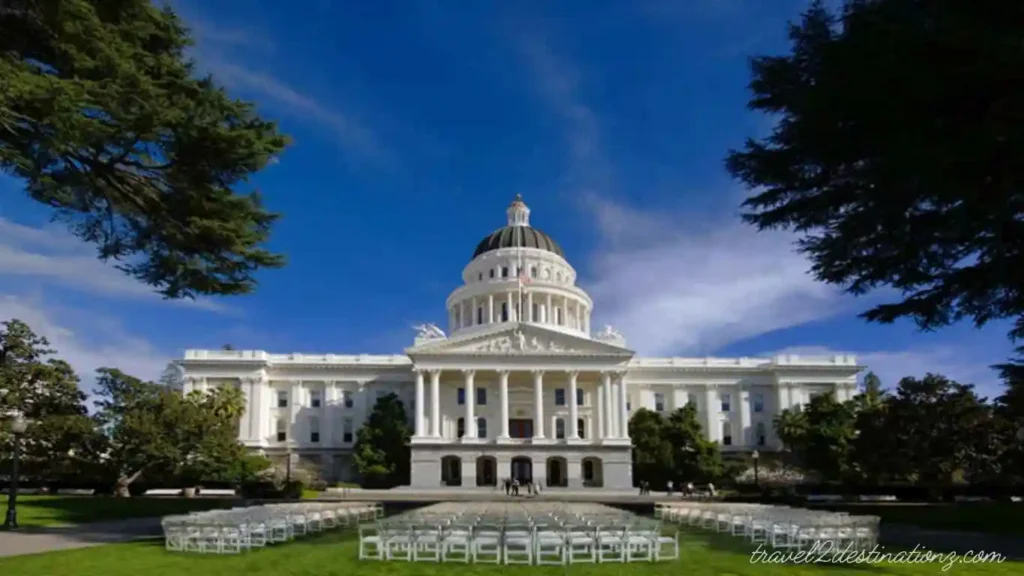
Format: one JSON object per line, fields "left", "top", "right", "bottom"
{"left": 755, "top": 422, "right": 767, "bottom": 446}
{"left": 489, "top": 269, "right": 495, "bottom": 278}
{"left": 478, "top": 272, "right": 483, "bottom": 281}
{"left": 477, "top": 417, "right": 487, "bottom": 439}
{"left": 556, "top": 272, "right": 562, "bottom": 282}
{"left": 275, "top": 418, "right": 286, "bottom": 442}
{"left": 722, "top": 421, "right": 733, "bottom": 446}
{"left": 577, "top": 418, "right": 585, "bottom": 439}
{"left": 583, "top": 459, "right": 594, "bottom": 480}
{"left": 555, "top": 418, "right": 565, "bottom": 439}
{"left": 530, "top": 266, "right": 537, "bottom": 278}
{"left": 457, "top": 417, "right": 465, "bottom": 438}
{"left": 501, "top": 302, "right": 509, "bottom": 322}
{"left": 502, "top": 266, "right": 509, "bottom": 278}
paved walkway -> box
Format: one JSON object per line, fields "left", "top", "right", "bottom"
{"left": 879, "top": 523, "right": 1024, "bottom": 561}
{"left": 0, "top": 517, "right": 161, "bottom": 558}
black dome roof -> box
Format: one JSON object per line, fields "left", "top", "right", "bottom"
{"left": 472, "top": 226, "right": 564, "bottom": 259}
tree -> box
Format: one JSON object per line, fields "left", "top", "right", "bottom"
{"left": 0, "top": 0, "right": 289, "bottom": 299}
{"left": 796, "top": 394, "right": 857, "bottom": 482}
{"left": 661, "top": 405, "right": 723, "bottom": 483}
{"left": 860, "top": 372, "right": 883, "bottom": 408}
{"left": 91, "top": 368, "right": 251, "bottom": 495}
{"left": 772, "top": 407, "right": 808, "bottom": 453}
{"left": 0, "top": 319, "right": 93, "bottom": 485}
{"left": 157, "top": 362, "right": 184, "bottom": 390}
{"left": 725, "top": 1, "right": 1024, "bottom": 358}
{"left": 353, "top": 393, "right": 410, "bottom": 488}
{"left": 882, "top": 374, "right": 994, "bottom": 485}
{"left": 628, "top": 409, "right": 672, "bottom": 487}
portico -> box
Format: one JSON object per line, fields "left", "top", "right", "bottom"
{"left": 405, "top": 322, "right": 636, "bottom": 489}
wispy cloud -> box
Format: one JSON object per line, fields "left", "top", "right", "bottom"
{"left": 0, "top": 294, "right": 170, "bottom": 394}
{"left": 205, "top": 59, "right": 386, "bottom": 162}
{"left": 518, "top": 35, "right": 608, "bottom": 193}
{"left": 0, "top": 216, "right": 228, "bottom": 312}
{"left": 180, "top": 10, "right": 388, "bottom": 164}
{"left": 583, "top": 195, "right": 847, "bottom": 355}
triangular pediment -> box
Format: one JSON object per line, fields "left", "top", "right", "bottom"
{"left": 405, "top": 323, "right": 634, "bottom": 357}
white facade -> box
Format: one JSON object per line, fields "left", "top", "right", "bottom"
{"left": 179, "top": 197, "right": 862, "bottom": 489}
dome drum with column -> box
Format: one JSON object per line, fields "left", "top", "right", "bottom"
{"left": 447, "top": 196, "right": 592, "bottom": 337}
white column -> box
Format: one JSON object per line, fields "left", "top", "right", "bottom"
{"left": 527, "top": 292, "right": 534, "bottom": 322}
{"left": 575, "top": 301, "right": 581, "bottom": 329}
{"left": 775, "top": 382, "right": 788, "bottom": 412}
{"left": 704, "top": 385, "right": 718, "bottom": 442}
{"left": 499, "top": 370, "right": 510, "bottom": 439}
{"left": 430, "top": 369, "right": 441, "bottom": 438}
{"left": 324, "top": 381, "right": 336, "bottom": 445}
{"left": 414, "top": 370, "right": 425, "bottom": 437}
{"left": 601, "top": 372, "right": 613, "bottom": 440}
{"left": 568, "top": 371, "right": 579, "bottom": 439}
{"left": 546, "top": 293, "right": 553, "bottom": 324}
{"left": 533, "top": 370, "right": 545, "bottom": 438}
{"left": 488, "top": 294, "right": 494, "bottom": 323}
{"left": 617, "top": 372, "right": 629, "bottom": 439}
{"left": 507, "top": 292, "right": 514, "bottom": 322}
{"left": 561, "top": 298, "right": 568, "bottom": 327}
{"left": 739, "top": 387, "right": 751, "bottom": 447}
{"left": 464, "top": 370, "right": 476, "bottom": 438}
{"left": 609, "top": 378, "right": 619, "bottom": 438}
{"left": 596, "top": 380, "right": 605, "bottom": 439}
{"left": 471, "top": 297, "right": 477, "bottom": 325}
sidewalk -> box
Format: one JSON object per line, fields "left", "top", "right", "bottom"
{"left": 0, "top": 517, "right": 161, "bottom": 558}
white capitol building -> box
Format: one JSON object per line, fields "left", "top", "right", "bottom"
{"left": 179, "top": 196, "right": 862, "bottom": 489}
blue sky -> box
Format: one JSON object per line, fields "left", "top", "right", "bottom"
{"left": 0, "top": 0, "right": 1014, "bottom": 399}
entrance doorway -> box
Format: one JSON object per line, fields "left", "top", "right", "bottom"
{"left": 476, "top": 456, "right": 496, "bottom": 486}
{"left": 441, "top": 455, "right": 462, "bottom": 486}
{"left": 509, "top": 419, "right": 533, "bottom": 439}
{"left": 511, "top": 456, "right": 533, "bottom": 483}
{"left": 547, "top": 457, "right": 567, "bottom": 487}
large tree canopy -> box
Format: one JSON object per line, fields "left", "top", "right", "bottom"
{"left": 0, "top": 0, "right": 288, "bottom": 299}
{"left": 725, "top": 1, "right": 1023, "bottom": 344}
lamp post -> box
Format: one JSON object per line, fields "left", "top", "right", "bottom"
{"left": 4, "top": 416, "right": 27, "bottom": 530}
{"left": 751, "top": 450, "right": 760, "bottom": 486}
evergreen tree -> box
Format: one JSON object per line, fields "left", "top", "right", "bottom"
{"left": 353, "top": 393, "right": 411, "bottom": 488}
{"left": 1, "top": 0, "right": 289, "bottom": 299}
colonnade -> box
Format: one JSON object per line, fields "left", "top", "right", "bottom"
{"left": 412, "top": 368, "right": 629, "bottom": 442}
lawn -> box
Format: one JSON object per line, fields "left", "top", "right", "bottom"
{"left": 0, "top": 526, "right": 1017, "bottom": 576}
{"left": 5, "top": 496, "right": 239, "bottom": 528}
{"left": 809, "top": 503, "right": 1024, "bottom": 537}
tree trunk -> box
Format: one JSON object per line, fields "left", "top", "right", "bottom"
{"left": 115, "top": 470, "right": 143, "bottom": 497}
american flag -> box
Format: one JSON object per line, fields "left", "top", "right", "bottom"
{"left": 518, "top": 268, "right": 531, "bottom": 285}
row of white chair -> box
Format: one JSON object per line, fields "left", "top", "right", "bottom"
{"left": 162, "top": 501, "right": 383, "bottom": 553}
{"left": 358, "top": 503, "right": 679, "bottom": 565}
{"left": 656, "top": 502, "right": 880, "bottom": 551}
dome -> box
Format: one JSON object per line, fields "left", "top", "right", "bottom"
{"left": 472, "top": 226, "right": 565, "bottom": 259}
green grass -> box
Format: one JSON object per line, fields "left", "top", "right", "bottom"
{"left": 0, "top": 526, "right": 1017, "bottom": 576}
{"left": 809, "top": 503, "right": 1024, "bottom": 537}
{"left": 5, "top": 496, "right": 239, "bottom": 528}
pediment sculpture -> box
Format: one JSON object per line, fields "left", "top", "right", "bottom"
{"left": 413, "top": 323, "right": 447, "bottom": 340}
{"left": 471, "top": 329, "right": 575, "bottom": 353}
{"left": 595, "top": 325, "right": 623, "bottom": 341}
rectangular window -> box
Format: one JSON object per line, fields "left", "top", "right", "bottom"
{"left": 310, "top": 391, "right": 321, "bottom": 408}
{"left": 489, "top": 269, "right": 495, "bottom": 278}
{"left": 275, "top": 419, "right": 286, "bottom": 442}
{"left": 343, "top": 390, "right": 353, "bottom": 408}
{"left": 555, "top": 389, "right": 566, "bottom": 406}
{"left": 555, "top": 419, "right": 566, "bottom": 439}
{"left": 477, "top": 308, "right": 483, "bottom": 324}
{"left": 721, "top": 393, "right": 731, "bottom": 413}
{"left": 502, "top": 267, "right": 509, "bottom": 277}
{"left": 501, "top": 303, "right": 508, "bottom": 322}
{"left": 577, "top": 419, "right": 585, "bottom": 439}
{"left": 457, "top": 418, "right": 465, "bottom": 438}
{"left": 277, "top": 430, "right": 286, "bottom": 442}
{"left": 576, "top": 388, "right": 584, "bottom": 406}
{"left": 277, "top": 390, "right": 288, "bottom": 408}
{"left": 476, "top": 387, "right": 487, "bottom": 405}
{"left": 532, "top": 303, "right": 539, "bottom": 321}
{"left": 342, "top": 419, "right": 353, "bottom": 443}
{"left": 457, "top": 388, "right": 465, "bottom": 405}
{"left": 310, "top": 432, "right": 320, "bottom": 443}
{"left": 753, "top": 393, "right": 764, "bottom": 413}
{"left": 654, "top": 392, "right": 665, "bottom": 412}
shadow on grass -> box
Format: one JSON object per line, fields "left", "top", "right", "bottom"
{"left": 12, "top": 496, "right": 239, "bottom": 527}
